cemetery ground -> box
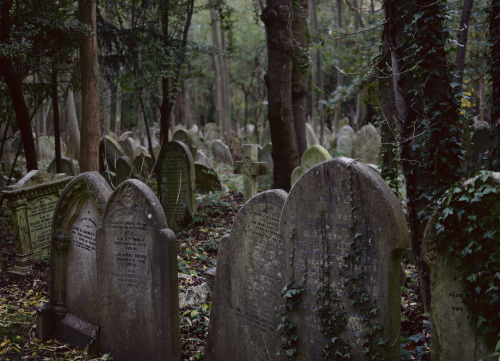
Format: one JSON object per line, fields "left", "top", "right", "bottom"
{"left": 0, "top": 167, "right": 430, "bottom": 360}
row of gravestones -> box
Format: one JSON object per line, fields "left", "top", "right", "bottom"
{"left": 205, "top": 158, "right": 500, "bottom": 361}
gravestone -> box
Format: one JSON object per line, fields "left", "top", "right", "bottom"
{"left": 422, "top": 173, "right": 500, "bottom": 361}
{"left": 156, "top": 140, "right": 196, "bottom": 232}
{"left": 39, "top": 172, "right": 112, "bottom": 347}
{"left": 195, "top": 163, "right": 222, "bottom": 193}
{"left": 211, "top": 139, "right": 233, "bottom": 166}
{"left": 119, "top": 137, "right": 136, "bottom": 160}
{"left": 336, "top": 125, "right": 355, "bottom": 156}
{"left": 97, "top": 179, "right": 180, "bottom": 361}
{"left": 281, "top": 158, "right": 409, "bottom": 360}
{"left": 173, "top": 128, "right": 198, "bottom": 161}
{"left": 2, "top": 170, "right": 72, "bottom": 278}
{"left": 133, "top": 153, "right": 153, "bottom": 180}
{"left": 205, "top": 123, "right": 219, "bottom": 141}
{"left": 205, "top": 190, "right": 288, "bottom": 361}
{"left": 39, "top": 136, "right": 55, "bottom": 160}
{"left": 47, "top": 158, "right": 77, "bottom": 176}
{"left": 99, "top": 135, "right": 126, "bottom": 173}
{"left": 115, "top": 156, "right": 134, "bottom": 185}
{"left": 234, "top": 144, "right": 268, "bottom": 202}
{"left": 100, "top": 171, "right": 116, "bottom": 188}
{"left": 352, "top": 123, "right": 381, "bottom": 164}
{"left": 468, "top": 127, "right": 491, "bottom": 175}
{"left": 290, "top": 145, "right": 331, "bottom": 187}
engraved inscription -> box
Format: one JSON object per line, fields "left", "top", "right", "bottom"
{"left": 27, "top": 194, "right": 58, "bottom": 258}
{"left": 161, "top": 149, "right": 190, "bottom": 224}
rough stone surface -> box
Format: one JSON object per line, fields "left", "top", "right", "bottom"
{"left": 281, "top": 158, "right": 409, "bottom": 360}
{"left": 195, "top": 163, "right": 222, "bottom": 193}
{"left": 211, "top": 140, "right": 233, "bottom": 166}
{"left": 2, "top": 171, "right": 72, "bottom": 277}
{"left": 306, "top": 123, "right": 319, "bottom": 147}
{"left": 97, "top": 179, "right": 180, "bottom": 361}
{"left": 173, "top": 128, "right": 198, "bottom": 161}
{"left": 47, "top": 158, "right": 77, "bottom": 176}
{"left": 336, "top": 125, "right": 355, "bottom": 156}
{"left": 115, "top": 156, "right": 134, "bottom": 185}
{"left": 49, "top": 172, "right": 112, "bottom": 346}
{"left": 205, "top": 190, "right": 288, "bottom": 361}
{"left": 290, "top": 145, "right": 331, "bottom": 187}
{"left": 99, "top": 135, "right": 126, "bottom": 173}
{"left": 234, "top": 144, "right": 268, "bottom": 202}
{"left": 352, "top": 124, "right": 381, "bottom": 164}
{"left": 39, "top": 136, "right": 55, "bottom": 160}
{"left": 156, "top": 140, "right": 196, "bottom": 232}
{"left": 422, "top": 173, "right": 500, "bottom": 361}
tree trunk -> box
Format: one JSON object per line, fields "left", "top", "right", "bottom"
{"left": 454, "top": 0, "right": 474, "bottom": 93}
{"left": 292, "top": 0, "right": 308, "bottom": 157}
{"left": 0, "top": 0, "right": 37, "bottom": 171}
{"left": 262, "top": 0, "right": 299, "bottom": 191}
{"left": 78, "top": 0, "right": 100, "bottom": 172}
{"left": 210, "top": 6, "right": 225, "bottom": 141}
{"left": 219, "top": 13, "right": 232, "bottom": 142}
{"left": 488, "top": 0, "right": 500, "bottom": 170}
{"left": 52, "top": 65, "right": 62, "bottom": 173}
{"left": 115, "top": 83, "right": 122, "bottom": 135}
{"left": 65, "top": 86, "right": 80, "bottom": 160}
{"left": 334, "top": 0, "right": 343, "bottom": 133}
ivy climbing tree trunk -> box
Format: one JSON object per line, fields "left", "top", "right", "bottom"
{"left": 78, "top": 0, "right": 100, "bottom": 172}
{"left": 262, "top": 0, "right": 299, "bottom": 191}
{"left": 488, "top": 0, "right": 500, "bottom": 170}
{"left": 292, "top": 0, "right": 308, "bottom": 158}
{"left": 454, "top": 0, "right": 474, "bottom": 93}
{"left": 385, "top": 0, "right": 463, "bottom": 311}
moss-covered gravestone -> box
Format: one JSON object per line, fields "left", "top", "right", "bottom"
{"left": 352, "top": 124, "right": 381, "bottom": 165}
{"left": 173, "top": 128, "right": 198, "bottom": 161}
{"left": 2, "top": 170, "right": 72, "bottom": 278}
{"left": 97, "top": 179, "right": 180, "bottom": 361}
{"left": 47, "top": 158, "right": 77, "bottom": 176}
{"left": 156, "top": 140, "right": 196, "bottom": 232}
{"left": 205, "top": 190, "right": 288, "bottom": 361}
{"left": 211, "top": 139, "right": 233, "bottom": 166}
{"left": 38, "top": 172, "right": 112, "bottom": 347}
{"left": 336, "top": 125, "right": 355, "bottom": 156}
{"left": 290, "top": 144, "right": 331, "bottom": 187}
{"left": 195, "top": 163, "right": 222, "bottom": 193}
{"left": 422, "top": 172, "right": 499, "bottom": 361}
{"left": 281, "top": 157, "right": 409, "bottom": 360}
{"left": 115, "top": 156, "right": 134, "bottom": 185}
{"left": 234, "top": 144, "right": 268, "bottom": 202}
{"left": 99, "top": 135, "right": 126, "bottom": 173}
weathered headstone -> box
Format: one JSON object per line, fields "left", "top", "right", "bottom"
{"left": 281, "top": 158, "right": 409, "bottom": 360}
{"left": 336, "top": 125, "right": 355, "bottom": 156}
{"left": 118, "top": 137, "right": 136, "bottom": 160}
{"left": 205, "top": 190, "right": 288, "bottom": 361}
{"left": 205, "top": 123, "right": 219, "bottom": 141}
{"left": 290, "top": 144, "right": 331, "bottom": 187}
{"left": 47, "top": 158, "right": 77, "bottom": 176}
{"left": 100, "top": 171, "right": 116, "bottom": 188}
{"left": 2, "top": 171, "right": 72, "bottom": 278}
{"left": 115, "top": 156, "right": 134, "bottom": 185}
{"left": 133, "top": 153, "right": 153, "bottom": 180}
{"left": 195, "top": 163, "right": 222, "bottom": 193}
{"left": 156, "top": 140, "right": 196, "bottom": 232}
{"left": 39, "top": 136, "right": 56, "bottom": 160}
{"left": 211, "top": 139, "right": 233, "bottom": 166}
{"left": 234, "top": 144, "right": 268, "bottom": 202}
{"left": 96, "top": 179, "right": 180, "bottom": 361}
{"left": 99, "top": 135, "right": 126, "bottom": 173}
{"left": 352, "top": 123, "right": 381, "bottom": 164}
{"left": 173, "top": 128, "right": 198, "bottom": 161}
{"left": 39, "top": 172, "right": 112, "bottom": 347}
{"left": 422, "top": 173, "right": 500, "bottom": 361}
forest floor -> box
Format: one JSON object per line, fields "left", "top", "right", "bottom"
{"left": 0, "top": 168, "right": 431, "bottom": 360}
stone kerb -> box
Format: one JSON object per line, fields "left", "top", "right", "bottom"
{"left": 156, "top": 140, "right": 196, "bottom": 232}
{"left": 280, "top": 157, "right": 409, "bottom": 360}
{"left": 2, "top": 170, "right": 73, "bottom": 278}
{"left": 205, "top": 190, "right": 288, "bottom": 361}
{"left": 422, "top": 173, "right": 500, "bottom": 361}
{"left": 97, "top": 179, "right": 180, "bottom": 361}
{"left": 42, "top": 172, "right": 112, "bottom": 347}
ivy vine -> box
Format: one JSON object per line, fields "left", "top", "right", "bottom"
{"left": 434, "top": 170, "right": 500, "bottom": 337}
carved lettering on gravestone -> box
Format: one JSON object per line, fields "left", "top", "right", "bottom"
{"left": 205, "top": 190, "right": 288, "bottom": 361}
{"left": 97, "top": 179, "right": 180, "bottom": 361}
{"left": 28, "top": 195, "right": 59, "bottom": 258}
{"left": 281, "top": 158, "right": 409, "bottom": 361}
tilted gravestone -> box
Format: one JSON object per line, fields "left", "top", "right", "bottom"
{"left": 290, "top": 144, "right": 331, "bottom": 187}
{"left": 97, "top": 179, "right": 180, "bottom": 361}
{"left": 211, "top": 139, "right": 233, "bottom": 166}
{"left": 281, "top": 157, "right": 409, "bottom": 360}
{"left": 422, "top": 172, "right": 500, "bottom": 361}
{"left": 38, "top": 172, "right": 112, "bottom": 347}
{"left": 352, "top": 123, "right": 381, "bottom": 164}
{"left": 115, "top": 156, "right": 134, "bottom": 185}
{"left": 205, "top": 190, "right": 288, "bottom": 361}
{"left": 234, "top": 144, "right": 268, "bottom": 202}
{"left": 173, "top": 128, "right": 198, "bottom": 161}
{"left": 336, "top": 125, "right": 355, "bottom": 156}
{"left": 133, "top": 153, "right": 153, "bottom": 180}
{"left": 2, "top": 170, "right": 72, "bottom": 278}
{"left": 156, "top": 140, "right": 196, "bottom": 232}
{"left": 47, "top": 158, "right": 77, "bottom": 176}
{"left": 195, "top": 163, "right": 222, "bottom": 193}
{"left": 99, "top": 135, "right": 126, "bottom": 173}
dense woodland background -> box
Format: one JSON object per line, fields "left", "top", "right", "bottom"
{"left": 1, "top": 0, "right": 500, "bottom": 330}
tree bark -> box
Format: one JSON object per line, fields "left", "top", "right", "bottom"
{"left": 334, "top": 0, "right": 343, "bottom": 133}
{"left": 65, "top": 86, "right": 80, "bottom": 160}
{"left": 0, "top": 0, "right": 38, "bottom": 171}
{"left": 262, "top": 0, "right": 299, "bottom": 191}
{"left": 78, "top": 0, "right": 100, "bottom": 172}
{"left": 488, "top": 0, "right": 500, "bottom": 170}
{"left": 454, "top": 0, "right": 474, "bottom": 93}
{"left": 292, "top": 0, "right": 308, "bottom": 157}
{"left": 52, "top": 65, "right": 62, "bottom": 173}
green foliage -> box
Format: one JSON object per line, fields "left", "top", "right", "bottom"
{"left": 435, "top": 170, "right": 500, "bottom": 337}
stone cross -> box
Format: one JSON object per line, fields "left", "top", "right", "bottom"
{"left": 234, "top": 144, "right": 268, "bottom": 202}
